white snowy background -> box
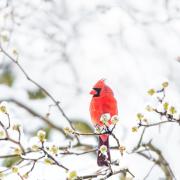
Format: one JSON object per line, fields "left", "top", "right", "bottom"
{"left": 0, "top": 0, "right": 180, "bottom": 179}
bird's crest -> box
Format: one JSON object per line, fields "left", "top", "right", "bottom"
{"left": 93, "top": 78, "right": 106, "bottom": 88}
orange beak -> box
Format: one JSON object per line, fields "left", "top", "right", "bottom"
{"left": 90, "top": 89, "right": 96, "bottom": 95}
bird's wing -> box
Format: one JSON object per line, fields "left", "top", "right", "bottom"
{"left": 102, "top": 96, "right": 118, "bottom": 115}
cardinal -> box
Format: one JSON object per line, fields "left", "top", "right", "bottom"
{"left": 89, "top": 79, "right": 118, "bottom": 166}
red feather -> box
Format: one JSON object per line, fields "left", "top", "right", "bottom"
{"left": 89, "top": 79, "right": 118, "bottom": 166}
{"left": 90, "top": 79, "right": 118, "bottom": 126}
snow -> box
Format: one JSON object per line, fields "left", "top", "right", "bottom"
{"left": 0, "top": 0, "right": 180, "bottom": 179}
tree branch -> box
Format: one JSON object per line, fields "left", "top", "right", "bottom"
{"left": 0, "top": 45, "right": 80, "bottom": 143}
{"left": 0, "top": 98, "right": 72, "bottom": 138}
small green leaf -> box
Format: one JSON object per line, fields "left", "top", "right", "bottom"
{"left": 34, "top": 126, "right": 52, "bottom": 140}
{"left": 132, "top": 126, "right": 138, "bottom": 132}
{"left": 28, "top": 89, "right": 46, "bottom": 100}
{"left": 169, "top": 106, "right": 176, "bottom": 114}
{"left": 146, "top": 105, "right": 153, "bottom": 112}
{"left": 43, "top": 126, "right": 52, "bottom": 140}
{"left": 119, "top": 175, "right": 126, "bottom": 180}
{"left": 100, "top": 145, "right": 107, "bottom": 154}
{"left": 0, "top": 69, "right": 15, "bottom": 87}
{"left": 68, "top": 171, "right": 77, "bottom": 180}
{"left": 147, "top": 89, "right": 155, "bottom": 96}
{"left": 136, "top": 113, "right": 144, "bottom": 120}
{"left": 162, "top": 82, "right": 169, "bottom": 88}
{"left": 163, "top": 102, "right": 169, "bottom": 111}
{"left": 72, "top": 120, "right": 93, "bottom": 133}
{"left": 3, "top": 156, "right": 21, "bottom": 168}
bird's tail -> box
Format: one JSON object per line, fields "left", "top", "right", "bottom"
{"left": 97, "top": 135, "right": 110, "bottom": 166}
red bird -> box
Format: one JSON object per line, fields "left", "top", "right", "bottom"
{"left": 89, "top": 79, "right": 118, "bottom": 166}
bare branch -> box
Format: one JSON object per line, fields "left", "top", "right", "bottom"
{"left": 0, "top": 98, "right": 72, "bottom": 138}
{"left": 136, "top": 142, "right": 176, "bottom": 180}
{"left": 0, "top": 45, "right": 80, "bottom": 143}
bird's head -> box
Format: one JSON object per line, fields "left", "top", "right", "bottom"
{"left": 90, "top": 79, "right": 113, "bottom": 97}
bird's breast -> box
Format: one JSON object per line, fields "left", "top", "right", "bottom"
{"left": 90, "top": 96, "right": 118, "bottom": 126}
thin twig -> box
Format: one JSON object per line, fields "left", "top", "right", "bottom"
{"left": 0, "top": 46, "right": 80, "bottom": 143}
{"left": 0, "top": 98, "right": 71, "bottom": 138}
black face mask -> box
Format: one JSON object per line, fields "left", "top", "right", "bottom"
{"left": 93, "top": 88, "right": 101, "bottom": 97}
